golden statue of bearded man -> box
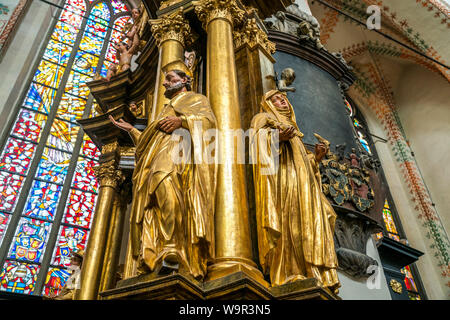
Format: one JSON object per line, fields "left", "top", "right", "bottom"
{"left": 110, "top": 61, "right": 216, "bottom": 280}
{"left": 250, "top": 90, "right": 340, "bottom": 293}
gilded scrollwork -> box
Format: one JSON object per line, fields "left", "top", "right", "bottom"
{"left": 149, "top": 8, "right": 195, "bottom": 48}
{"left": 233, "top": 18, "right": 276, "bottom": 55}
{"left": 193, "top": 0, "right": 246, "bottom": 29}
{"left": 94, "top": 160, "right": 125, "bottom": 189}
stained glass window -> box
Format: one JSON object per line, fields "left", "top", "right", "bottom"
{"left": 401, "top": 265, "right": 421, "bottom": 300}
{"left": 0, "top": 1, "right": 131, "bottom": 296}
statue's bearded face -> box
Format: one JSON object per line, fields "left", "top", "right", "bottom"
{"left": 270, "top": 94, "right": 289, "bottom": 110}
{"left": 163, "top": 71, "right": 188, "bottom": 99}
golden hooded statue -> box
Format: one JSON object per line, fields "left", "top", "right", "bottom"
{"left": 250, "top": 90, "right": 340, "bottom": 292}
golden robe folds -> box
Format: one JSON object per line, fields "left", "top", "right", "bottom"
{"left": 128, "top": 91, "right": 217, "bottom": 279}
{"left": 250, "top": 90, "right": 340, "bottom": 291}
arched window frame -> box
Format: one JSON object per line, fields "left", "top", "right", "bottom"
{"left": 344, "top": 96, "right": 428, "bottom": 300}
{"left": 0, "top": 0, "right": 132, "bottom": 297}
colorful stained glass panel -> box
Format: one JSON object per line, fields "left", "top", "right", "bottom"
{"left": 111, "top": 0, "right": 128, "bottom": 14}
{"left": 33, "top": 60, "right": 65, "bottom": 89}
{"left": 47, "top": 119, "right": 80, "bottom": 153}
{"left": 23, "top": 83, "right": 57, "bottom": 114}
{"left": 382, "top": 200, "right": 398, "bottom": 235}
{"left": 401, "top": 265, "right": 418, "bottom": 292}
{"left": 60, "top": 7, "right": 84, "bottom": 29}
{"left": 8, "top": 218, "right": 52, "bottom": 263}
{"left": 23, "top": 180, "right": 62, "bottom": 221}
{"left": 0, "top": 138, "right": 36, "bottom": 175}
{"left": 0, "top": 212, "right": 10, "bottom": 246}
{"left": 79, "top": 32, "right": 104, "bottom": 56}
{"left": 35, "top": 148, "right": 71, "bottom": 185}
{"left": 0, "top": 261, "right": 39, "bottom": 294}
{"left": 80, "top": 134, "right": 100, "bottom": 159}
{"left": 90, "top": 2, "right": 111, "bottom": 22}
{"left": 57, "top": 94, "right": 88, "bottom": 122}
{"left": 51, "top": 21, "right": 78, "bottom": 46}
{"left": 52, "top": 226, "right": 88, "bottom": 267}
{"left": 0, "top": 172, "right": 25, "bottom": 212}
{"left": 43, "top": 39, "right": 72, "bottom": 66}
{"left": 65, "top": 71, "right": 92, "bottom": 99}
{"left": 43, "top": 267, "right": 71, "bottom": 297}
{"left": 100, "top": 59, "right": 114, "bottom": 77}
{"left": 73, "top": 51, "right": 99, "bottom": 75}
{"left": 11, "top": 109, "right": 47, "bottom": 143}
{"left": 63, "top": 189, "right": 97, "bottom": 228}
{"left": 85, "top": 19, "right": 108, "bottom": 39}
{"left": 72, "top": 157, "right": 98, "bottom": 193}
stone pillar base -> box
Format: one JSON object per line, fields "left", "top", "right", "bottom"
{"left": 99, "top": 272, "right": 340, "bottom": 300}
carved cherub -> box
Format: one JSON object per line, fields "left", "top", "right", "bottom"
{"left": 298, "top": 20, "right": 324, "bottom": 50}
{"left": 277, "top": 68, "right": 296, "bottom": 92}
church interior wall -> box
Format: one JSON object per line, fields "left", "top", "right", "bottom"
{"left": 0, "top": 0, "right": 55, "bottom": 140}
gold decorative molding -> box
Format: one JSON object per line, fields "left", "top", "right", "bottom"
{"left": 101, "top": 141, "right": 119, "bottom": 154}
{"left": 159, "top": 0, "right": 184, "bottom": 10}
{"left": 94, "top": 160, "right": 125, "bottom": 189}
{"left": 193, "top": 0, "right": 246, "bottom": 29}
{"left": 389, "top": 279, "right": 403, "bottom": 294}
{"left": 149, "top": 8, "right": 194, "bottom": 47}
{"left": 233, "top": 18, "right": 276, "bottom": 55}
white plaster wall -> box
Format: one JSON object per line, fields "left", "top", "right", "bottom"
{"left": 338, "top": 238, "right": 392, "bottom": 300}
{"left": 350, "top": 77, "right": 449, "bottom": 299}
{"left": 0, "top": 0, "right": 55, "bottom": 140}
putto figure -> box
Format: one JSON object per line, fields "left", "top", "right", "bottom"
{"left": 250, "top": 90, "right": 340, "bottom": 293}
{"left": 110, "top": 60, "right": 217, "bottom": 280}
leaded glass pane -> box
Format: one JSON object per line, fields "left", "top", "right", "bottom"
{"left": 23, "top": 180, "right": 63, "bottom": 221}
{"left": 73, "top": 51, "right": 99, "bottom": 75}
{"left": 63, "top": 189, "right": 97, "bottom": 228}
{"left": 72, "top": 157, "right": 98, "bottom": 193}
{"left": 8, "top": 217, "right": 52, "bottom": 263}
{"left": 47, "top": 119, "right": 80, "bottom": 153}
{"left": 0, "top": 137, "right": 36, "bottom": 175}
{"left": 23, "top": 83, "right": 57, "bottom": 114}
{"left": 111, "top": 0, "right": 128, "bottom": 14}
{"left": 43, "top": 267, "right": 71, "bottom": 297}
{"left": 79, "top": 32, "right": 105, "bottom": 56}
{"left": 43, "top": 39, "right": 72, "bottom": 66}
{"left": 35, "top": 147, "right": 71, "bottom": 185}
{"left": 51, "top": 21, "right": 79, "bottom": 46}
{"left": 33, "top": 60, "right": 65, "bottom": 89}
{"left": 0, "top": 260, "right": 39, "bottom": 294}
{"left": 52, "top": 226, "right": 88, "bottom": 267}
{"left": 0, "top": 212, "right": 10, "bottom": 246}
{"left": 57, "top": 94, "right": 88, "bottom": 122}
{"left": 80, "top": 134, "right": 100, "bottom": 159}
{"left": 65, "top": 71, "right": 92, "bottom": 99}
{"left": 0, "top": 172, "right": 25, "bottom": 212}
{"left": 11, "top": 109, "right": 47, "bottom": 143}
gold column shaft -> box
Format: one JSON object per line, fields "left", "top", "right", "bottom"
{"left": 76, "top": 183, "right": 116, "bottom": 300}
{"left": 151, "top": 39, "right": 185, "bottom": 120}
{"left": 98, "top": 190, "right": 126, "bottom": 293}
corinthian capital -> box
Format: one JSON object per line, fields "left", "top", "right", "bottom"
{"left": 193, "top": 0, "right": 246, "bottom": 29}
{"left": 234, "top": 18, "right": 276, "bottom": 55}
{"left": 94, "top": 160, "right": 125, "bottom": 189}
{"left": 149, "top": 8, "right": 194, "bottom": 47}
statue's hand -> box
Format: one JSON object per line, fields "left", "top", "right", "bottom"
{"left": 279, "top": 126, "right": 296, "bottom": 141}
{"left": 158, "top": 116, "right": 182, "bottom": 134}
{"left": 109, "top": 115, "right": 134, "bottom": 132}
{"left": 314, "top": 143, "right": 327, "bottom": 162}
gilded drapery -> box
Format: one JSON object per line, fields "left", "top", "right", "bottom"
{"left": 250, "top": 90, "right": 339, "bottom": 291}
{"left": 128, "top": 91, "right": 217, "bottom": 279}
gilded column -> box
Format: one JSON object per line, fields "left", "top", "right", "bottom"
{"left": 149, "top": 8, "right": 194, "bottom": 121}
{"left": 76, "top": 143, "right": 125, "bottom": 300}
{"left": 98, "top": 183, "right": 130, "bottom": 293}
{"left": 193, "top": 0, "right": 265, "bottom": 284}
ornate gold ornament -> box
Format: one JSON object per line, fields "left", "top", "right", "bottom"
{"left": 94, "top": 160, "right": 125, "bottom": 188}
{"left": 193, "top": 0, "right": 246, "bottom": 28}
{"left": 101, "top": 141, "right": 119, "bottom": 154}
{"left": 149, "top": 8, "right": 194, "bottom": 47}
{"left": 159, "top": 0, "right": 184, "bottom": 10}
{"left": 390, "top": 279, "right": 403, "bottom": 294}
{"left": 233, "top": 18, "right": 276, "bottom": 55}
